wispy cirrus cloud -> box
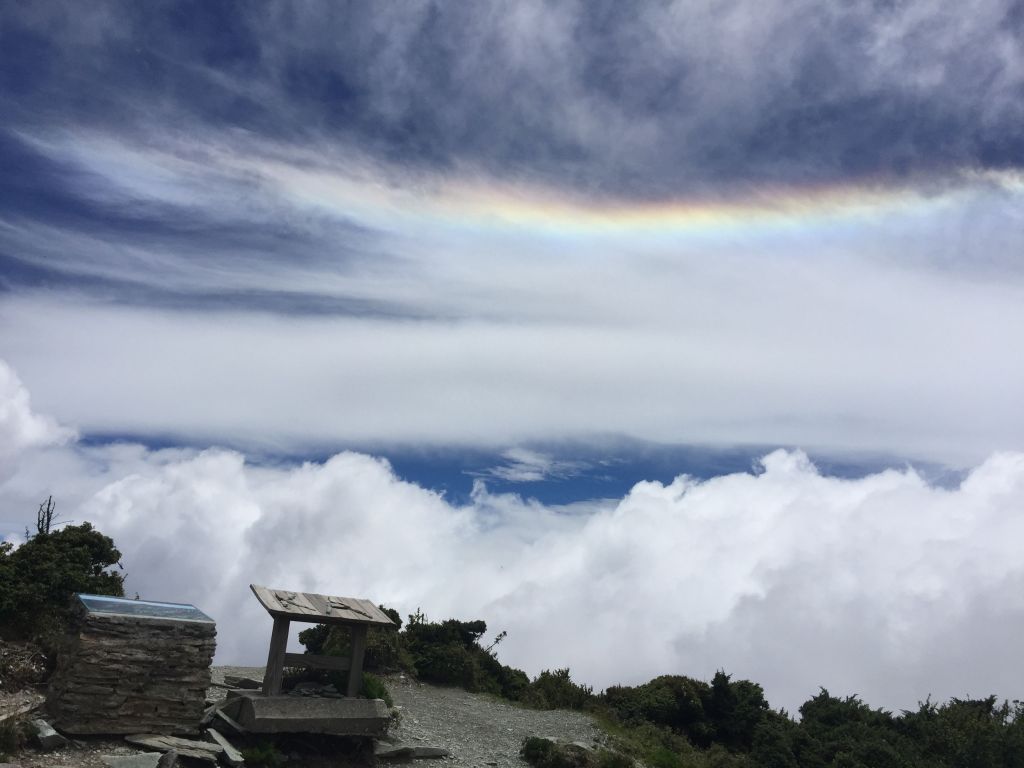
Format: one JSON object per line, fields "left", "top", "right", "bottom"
{"left": 474, "top": 448, "right": 590, "bottom": 483}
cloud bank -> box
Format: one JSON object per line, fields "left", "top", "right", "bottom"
{"left": 3, "top": 360, "right": 1024, "bottom": 714}
{"left": 0, "top": 360, "right": 74, "bottom": 479}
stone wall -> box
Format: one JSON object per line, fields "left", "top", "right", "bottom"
{"left": 47, "top": 610, "right": 216, "bottom": 735}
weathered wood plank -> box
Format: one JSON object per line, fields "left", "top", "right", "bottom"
{"left": 271, "top": 590, "right": 320, "bottom": 616}
{"left": 283, "top": 652, "right": 351, "bottom": 671}
{"left": 250, "top": 585, "right": 282, "bottom": 614}
{"left": 249, "top": 584, "right": 396, "bottom": 628}
{"left": 213, "top": 708, "right": 247, "bottom": 735}
{"left": 200, "top": 701, "right": 225, "bottom": 727}
{"left": 261, "top": 616, "right": 290, "bottom": 697}
{"left": 347, "top": 625, "right": 368, "bottom": 697}
{"left": 205, "top": 728, "right": 244, "bottom": 767}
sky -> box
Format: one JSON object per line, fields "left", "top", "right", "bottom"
{"left": 1, "top": 1, "right": 1024, "bottom": 715}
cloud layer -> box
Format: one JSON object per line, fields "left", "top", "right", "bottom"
{"left": 2, "top": 3, "right": 1023, "bottom": 464}
{"left": 3, "top": 360, "right": 1024, "bottom": 714}
{"left": 3, "top": 1, "right": 1023, "bottom": 193}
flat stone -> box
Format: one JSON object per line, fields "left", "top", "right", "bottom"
{"left": 123, "top": 734, "right": 221, "bottom": 763}
{"left": 0, "top": 695, "right": 44, "bottom": 725}
{"left": 375, "top": 743, "right": 451, "bottom": 760}
{"left": 101, "top": 755, "right": 162, "bottom": 768}
{"left": 157, "top": 749, "right": 179, "bottom": 767}
{"left": 224, "top": 675, "right": 262, "bottom": 690}
{"left": 237, "top": 693, "right": 390, "bottom": 735}
{"left": 205, "top": 729, "right": 243, "bottom": 767}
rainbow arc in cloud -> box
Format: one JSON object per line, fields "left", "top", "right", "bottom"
{"left": 262, "top": 158, "right": 1019, "bottom": 243}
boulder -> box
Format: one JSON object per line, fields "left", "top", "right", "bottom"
{"left": 30, "top": 718, "right": 68, "bottom": 751}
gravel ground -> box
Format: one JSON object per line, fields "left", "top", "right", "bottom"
{"left": 2, "top": 667, "right": 604, "bottom": 767}
{"left": 386, "top": 673, "right": 605, "bottom": 768}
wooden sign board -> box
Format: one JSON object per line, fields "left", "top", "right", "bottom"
{"left": 250, "top": 584, "right": 396, "bottom": 697}
{"left": 249, "top": 585, "right": 396, "bottom": 628}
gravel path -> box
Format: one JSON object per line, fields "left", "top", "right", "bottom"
{"left": 2, "top": 667, "right": 605, "bottom": 767}
{"left": 387, "top": 673, "right": 605, "bottom": 768}
{"left": 211, "top": 667, "right": 607, "bottom": 768}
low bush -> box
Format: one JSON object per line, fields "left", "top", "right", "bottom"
{"left": 362, "top": 672, "right": 394, "bottom": 707}
{"left": 520, "top": 737, "right": 593, "bottom": 768}
{"left": 522, "top": 668, "right": 594, "bottom": 710}
{"left": 521, "top": 736, "right": 633, "bottom": 768}
{"left": 0, "top": 718, "right": 27, "bottom": 761}
{"left": 240, "top": 740, "right": 285, "bottom": 768}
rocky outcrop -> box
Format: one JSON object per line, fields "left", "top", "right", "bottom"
{"left": 47, "top": 611, "right": 215, "bottom": 735}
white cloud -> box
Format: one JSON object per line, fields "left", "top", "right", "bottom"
{"left": 3, "top": 134, "right": 1024, "bottom": 465}
{"left": 477, "top": 448, "right": 588, "bottom": 482}
{"left": 0, "top": 360, "right": 75, "bottom": 480}
{"left": 2, "top": 362, "right": 1024, "bottom": 714}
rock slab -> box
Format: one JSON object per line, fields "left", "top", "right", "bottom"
{"left": 30, "top": 717, "right": 68, "bottom": 751}
{"left": 124, "top": 734, "right": 222, "bottom": 763}
{"left": 205, "top": 728, "right": 243, "bottom": 767}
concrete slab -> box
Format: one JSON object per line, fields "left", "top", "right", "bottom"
{"left": 236, "top": 693, "right": 390, "bottom": 735}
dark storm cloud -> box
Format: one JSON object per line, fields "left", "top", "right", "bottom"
{"left": 2, "top": 0, "right": 1022, "bottom": 198}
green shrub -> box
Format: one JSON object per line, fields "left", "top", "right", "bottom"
{"left": 298, "top": 608, "right": 526, "bottom": 699}
{"left": 522, "top": 736, "right": 560, "bottom": 766}
{"left": 362, "top": 672, "right": 394, "bottom": 707}
{"left": 0, "top": 521, "right": 124, "bottom": 649}
{"left": 297, "top": 606, "right": 413, "bottom": 673}
{"left": 593, "top": 713, "right": 700, "bottom": 768}
{"left": 647, "top": 745, "right": 686, "bottom": 768}
{"left": 595, "top": 748, "right": 634, "bottom": 768}
{"left": 0, "top": 718, "right": 27, "bottom": 760}
{"left": 524, "top": 668, "right": 594, "bottom": 710}
{"left": 240, "top": 740, "right": 285, "bottom": 768}
{"left": 520, "top": 737, "right": 592, "bottom": 768}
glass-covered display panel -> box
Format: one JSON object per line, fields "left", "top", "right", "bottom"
{"left": 78, "top": 593, "right": 214, "bottom": 623}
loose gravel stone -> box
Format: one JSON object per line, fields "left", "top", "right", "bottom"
{"left": 386, "top": 674, "right": 605, "bottom": 768}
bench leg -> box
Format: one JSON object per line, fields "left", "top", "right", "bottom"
{"left": 262, "top": 617, "right": 290, "bottom": 696}
{"left": 347, "top": 625, "right": 368, "bottom": 697}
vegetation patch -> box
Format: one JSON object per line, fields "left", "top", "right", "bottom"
{"left": 0, "top": 502, "right": 124, "bottom": 653}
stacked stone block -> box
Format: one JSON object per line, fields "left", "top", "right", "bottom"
{"left": 47, "top": 609, "right": 216, "bottom": 735}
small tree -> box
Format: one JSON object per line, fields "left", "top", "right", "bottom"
{"left": 0, "top": 510, "right": 124, "bottom": 649}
